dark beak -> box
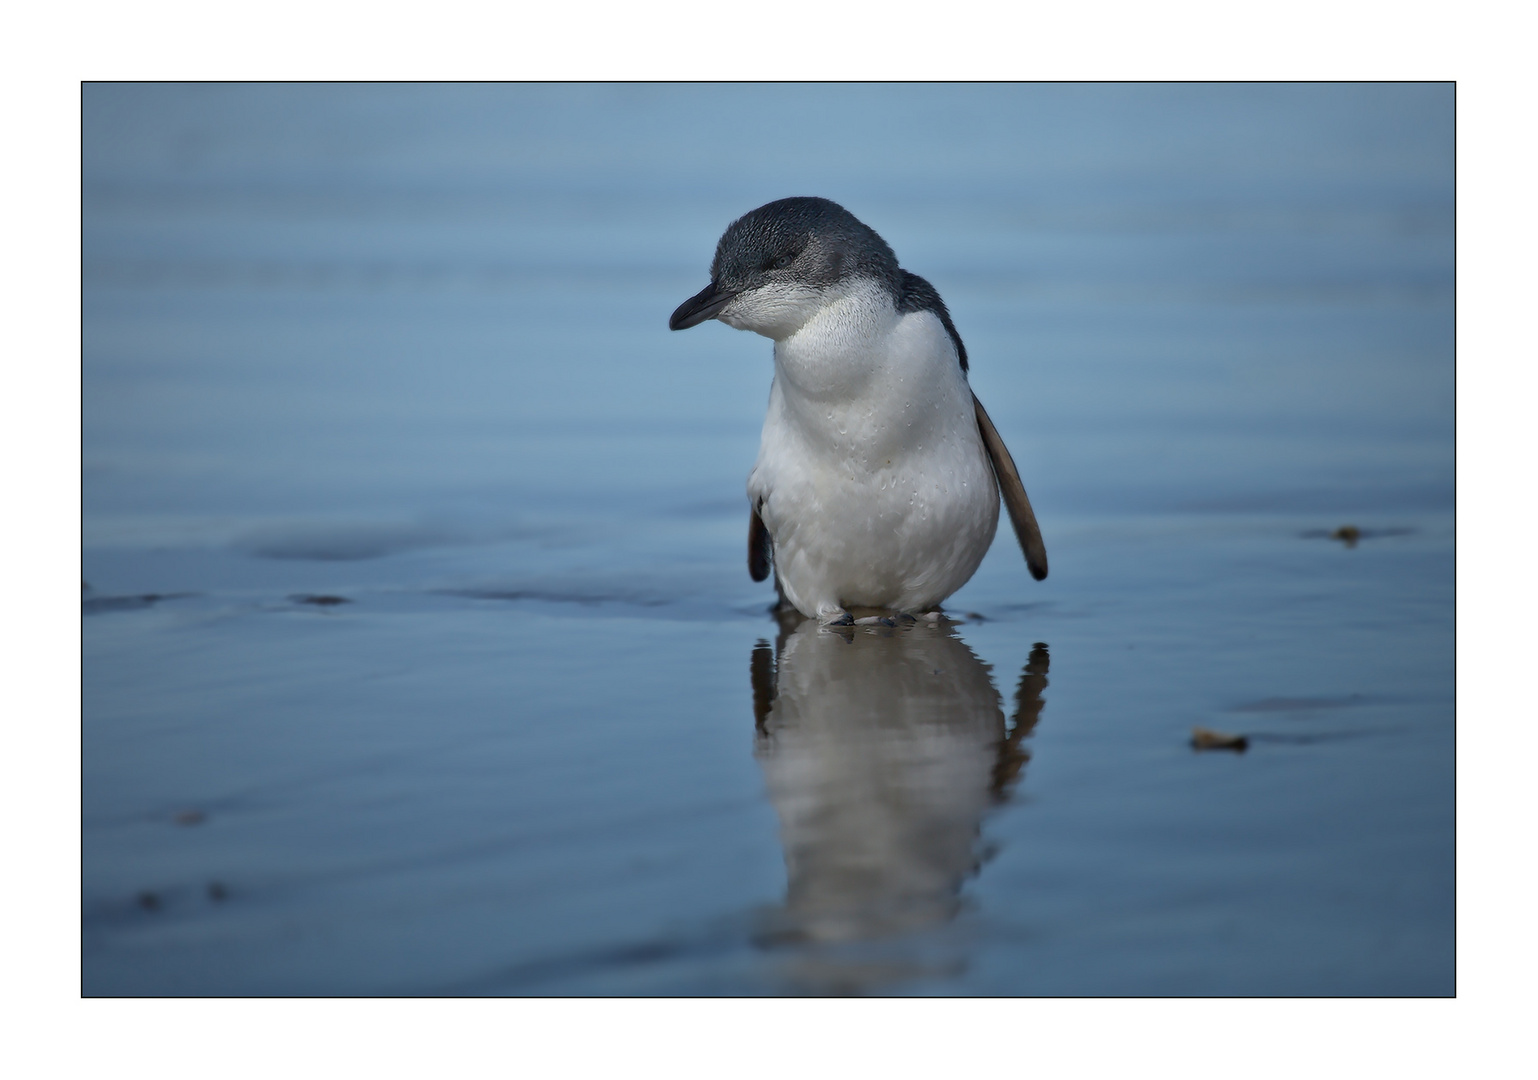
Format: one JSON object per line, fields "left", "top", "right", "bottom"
{"left": 669, "top": 282, "right": 735, "bottom": 330}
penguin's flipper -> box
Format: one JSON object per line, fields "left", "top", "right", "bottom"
{"left": 748, "top": 501, "right": 773, "bottom": 583}
{"left": 974, "top": 392, "right": 1048, "bottom": 581}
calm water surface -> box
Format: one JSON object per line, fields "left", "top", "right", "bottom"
{"left": 82, "top": 84, "right": 1454, "bottom": 995}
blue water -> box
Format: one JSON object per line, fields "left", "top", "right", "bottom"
{"left": 82, "top": 83, "right": 1454, "bottom": 995}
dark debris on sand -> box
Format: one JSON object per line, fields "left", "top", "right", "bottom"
{"left": 1191, "top": 726, "right": 1249, "bottom": 752}
{"left": 1299, "top": 525, "right": 1415, "bottom": 548}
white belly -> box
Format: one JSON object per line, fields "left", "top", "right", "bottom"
{"left": 760, "top": 445, "right": 998, "bottom": 616}
{"left": 747, "top": 305, "right": 999, "bottom": 618}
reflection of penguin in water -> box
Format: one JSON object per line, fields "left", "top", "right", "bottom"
{"left": 751, "top": 615, "right": 1049, "bottom": 985}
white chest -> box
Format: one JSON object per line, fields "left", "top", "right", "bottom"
{"left": 746, "top": 288, "right": 999, "bottom": 615}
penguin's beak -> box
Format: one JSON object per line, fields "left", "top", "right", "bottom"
{"left": 669, "top": 282, "right": 736, "bottom": 330}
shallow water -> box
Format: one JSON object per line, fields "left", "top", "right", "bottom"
{"left": 82, "top": 84, "right": 1454, "bottom": 995}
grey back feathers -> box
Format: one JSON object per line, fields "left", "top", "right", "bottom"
{"left": 711, "top": 197, "right": 969, "bottom": 373}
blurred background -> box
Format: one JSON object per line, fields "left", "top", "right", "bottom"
{"left": 82, "top": 84, "right": 1454, "bottom": 995}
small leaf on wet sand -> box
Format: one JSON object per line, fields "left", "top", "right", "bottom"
{"left": 291, "top": 594, "right": 352, "bottom": 606}
{"left": 1192, "top": 726, "right": 1248, "bottom": 752}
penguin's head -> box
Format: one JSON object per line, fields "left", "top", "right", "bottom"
{"left": 669, "top": 197, "right": 900, "bottom": 340}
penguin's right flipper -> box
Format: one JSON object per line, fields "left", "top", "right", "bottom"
{"left": 974, "top": 392, "right": 1048, "bottom": 581}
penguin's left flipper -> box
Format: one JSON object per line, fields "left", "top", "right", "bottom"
{"left": 974, "top": 392, "right": 1048, "bottom": 581}
{"left": 748, "top": 501, "right": 773, "bottom": 583}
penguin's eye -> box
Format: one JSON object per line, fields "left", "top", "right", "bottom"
{"left": 765, "top": 253, "right": 795, "bottom": 271}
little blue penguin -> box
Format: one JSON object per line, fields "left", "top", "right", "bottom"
{"left": 670, "top": 196, "right": 1046, "bottom": 625}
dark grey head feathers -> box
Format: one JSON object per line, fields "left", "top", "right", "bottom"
{"left": 711, "top": 196, "right": 900, "bottom": 298}
{"left": 669, "top": 196, "right": 969, "bottom": 371}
